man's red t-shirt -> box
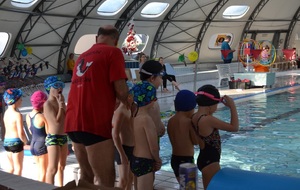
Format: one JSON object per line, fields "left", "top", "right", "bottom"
{"left": 65, "top": 43, "right": 126, "bottom": 138}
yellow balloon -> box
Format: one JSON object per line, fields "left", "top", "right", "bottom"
{"left": 26, "top": 46, "right": 33, "bottom": 55}
{"left": 188, "top": 51, "right": 198, "bottom": 62}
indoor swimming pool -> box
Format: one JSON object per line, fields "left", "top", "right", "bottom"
{"left": 159, "top": 85, "right": 300, "bottom": 178}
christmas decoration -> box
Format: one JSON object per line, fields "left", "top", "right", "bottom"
{"left": 122, "top": 18, "right": 139, "bottom": 55}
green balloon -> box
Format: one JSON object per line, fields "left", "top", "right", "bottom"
{"left": 178, "top": 54, "right": 185, "bottom": 62}
{"left": 17, "top": 43, "right": 25, "bottom": 50}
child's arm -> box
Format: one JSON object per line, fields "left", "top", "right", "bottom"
{"left": 189, "top": 124, "right": 199, "bottom": 145}
{"left": 112, "top": 109, "right": 129, "bottom": 165}
{"left": 56, "top": 94, "right": 66, "bottom": 121}
{"left": 25, "top": 114, "right": 32, "bottom": 135}
{"left": 17, "top": 113, "right": 27, "bottom": 144}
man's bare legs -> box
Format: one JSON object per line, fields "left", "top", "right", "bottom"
{"left": 74, "top": 139, "right": 115, "bottom": 187}
{"left": 73, "top": 143, "right": 94, "bottom": 183}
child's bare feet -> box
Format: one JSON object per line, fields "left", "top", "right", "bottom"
{"left": 172, "top": 81, "right": 180, "bottom": 91}
{"left": 162, "top": 88, "right": 170, "bottom": 93}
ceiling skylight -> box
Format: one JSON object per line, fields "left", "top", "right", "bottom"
{"left": 97, "top": 0, "right": 127, "bottom": 16}
{"left": 141, "top": 2, "right": 169, "bottom": 18}
{"left": 11, "top": 0, "right": 38, "bottom": 8}
{"left": 223, "top": 5, "right": 250, "bottom": 19}
{"left": 0, "top": 32, "right": 10, "bottom": 57}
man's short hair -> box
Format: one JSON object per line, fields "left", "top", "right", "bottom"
{"left": 97, "top": 27, "right": 119, "bottom": 40}
{"left": 226, "top": 35, "right": 231, "bottom": 40}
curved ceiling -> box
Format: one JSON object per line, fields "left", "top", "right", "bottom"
{"left": 0, "top": 0, "right": 299, "bottom": 76}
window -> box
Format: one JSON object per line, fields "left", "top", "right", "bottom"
{"left": 74, "top": 34, "right": 96, "bottom": 55}
{"left": 0, "top": 32, "right": 10, "bottom": 57}
{"left": 141, "top": 2, "right": 169, "bottom": 18}
{"left": 223, "top": 5, "right": 249, "bottom": 19}
{"left": 97, "top": 0, "right": 127, "bottom": 16}
{"left": 11, "top": 0, "right": 38, "bottom": 8}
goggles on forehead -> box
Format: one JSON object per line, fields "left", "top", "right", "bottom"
{"left": 140, "top": 69, "right": 164, "bottom": 76}
{"left": 51, "top": 82, "right": 65, "bottom": 89}
{"left": 195, "top": 91, "right": 223, "bottom": 102}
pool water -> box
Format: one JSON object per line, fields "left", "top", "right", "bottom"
{"left": 160, "top": 86, "right": 300, "bottom": 178}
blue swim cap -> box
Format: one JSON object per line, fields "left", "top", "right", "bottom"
{"left": 3, "top": 88, "right": 23, "bottom": 105}
{"left": 130, "top": 81, "right": 157, "bottom": 107}
{"left": 44, "top": 76, "right": 65, "bottom": 94}
{"left": 174, "top": 90, "right": 196, "bottom": 111}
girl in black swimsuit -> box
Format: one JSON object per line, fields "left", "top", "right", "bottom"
{"left": 192, "top": 84, "right": 239, "bottom": 190}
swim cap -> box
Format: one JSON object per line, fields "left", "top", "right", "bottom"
{"left": 140, "top": 60, "right": 163, "bottom": 76}
{"left": 44, "top": 76, "right": 65, "bottom": 94}
{"left": 3, "top": 88, "right": 22, "bottom": 105}
{"left": 196, "top": 85, "right": 220, "bottom": 106}
{"left": 30, "top": 90, "right": 47, "bottom": 110}
{"left": 174, "top": 90, "right": 196, "bottom": 111}
{"left": 130, "top": 81, "right": 157, "bottom": 107}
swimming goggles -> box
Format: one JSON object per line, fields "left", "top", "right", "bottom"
{"left": 140, "top": 69, "right": 164, "bottom": 76}
{"left": 195, "top": 91, "right": 224, "bottom": 102}
{"left": 50, "top": 82, "right": 65, "bottom": 89}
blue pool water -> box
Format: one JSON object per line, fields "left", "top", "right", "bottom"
{"left": 160, "top": 86, "right": 300, "bottom": 178}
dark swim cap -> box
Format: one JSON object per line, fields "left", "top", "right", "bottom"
{"left": 174, "top": 90, "right": 196, "bottom": 111}
{"left": 196, "top": 85, "right": 220, "bottom": 106}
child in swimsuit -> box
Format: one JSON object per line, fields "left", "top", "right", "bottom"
{"left": 43, "top": 76, "right": 68, "bottom": 186}
{"left": 26, "top": 90, "right": 48, "bottom": 182}
{"left": 129, "top": 81, "right": 162, "bottom": 190}
{"left": 192, "top": 85, "right": 239, "bottom": 190}
{"left": 3, "top": 88, "right": 27, "bottom": 176}
{"left": 167, "top": 90, "right": 201, "bottom": 183}
{"left": 112, "top": 89, "right": 135, "bottom": 190}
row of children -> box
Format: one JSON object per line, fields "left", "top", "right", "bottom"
{"left": 2, "top": 76, "right": 67, "bottom": 187}
{"left": 112, "top": 60, "right": 239, "bottom": 190}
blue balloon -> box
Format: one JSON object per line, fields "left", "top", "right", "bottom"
{"left": 21, "top": 48, "right": 28, "bottom": 56}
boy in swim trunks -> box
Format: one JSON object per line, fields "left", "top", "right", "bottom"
{"left": 26, "top": 90, "right": 48, "bottom": 182}
{"left": 129, "top": 81, "right": 162, "bottom": 190}
{"left": 192, "top": 85, "right": 239, "bottom": 189}
{"left": 43, "top": 76, "right": 68, "bottom": 186}
{"left": 112, "top": 97, "right": 134, "bottom": 190}
{"left": 167, "top": 90, "right": 201, "bottom": 183}
{"left": 139, "top": 60, "right": 165, "bottom": 138}
{"left": 3, "top": 88, "right": 27, "bottom": 176}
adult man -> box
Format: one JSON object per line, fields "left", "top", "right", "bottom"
{"left": 221, "top": 35, "right": 235, "bottom": 63}
{"left": 65, "top": 25, "right": 131, "bottom": 187}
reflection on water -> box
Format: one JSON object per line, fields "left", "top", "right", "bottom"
{"left": 160, "top": 89, "right": 300, "bottom": 177}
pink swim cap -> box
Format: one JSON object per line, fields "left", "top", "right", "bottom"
{"left": 30, "top": 90, "right": 47, "bottom": 110}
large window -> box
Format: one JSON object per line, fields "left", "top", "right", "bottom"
{"left": 141, "top": 2, "right": 169, "bottom": 18}
{"left": 74, "top": 34, "right": 96, "bottom": 55}
{"left": 11, "top": 0, "right": 38, "bottom": 8}
{"left": 97, "top": 0, "right": 127, "bottom": 16}
{"left": 0, "top": 32, "right": 10, "bottom": 57}
{"left": 223, "top": 5, "right": 249, "bottom": 19}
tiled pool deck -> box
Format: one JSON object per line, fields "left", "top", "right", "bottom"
{"left": 1, "top": 69, "right": 300, "bottom": 189}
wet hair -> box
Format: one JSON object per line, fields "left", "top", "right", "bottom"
{"left": 196, "top": 85, "right": 220, "bottom": 106}
{"left": 97, "top": 27, "right": 119, "bottom": 40}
